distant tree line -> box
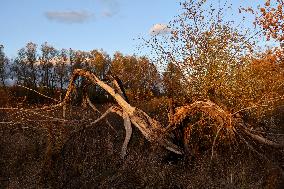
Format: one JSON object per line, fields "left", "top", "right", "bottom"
{"left": 0, "top": 42, "right": 172, "bottom": 103}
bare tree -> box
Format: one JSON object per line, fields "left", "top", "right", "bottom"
{"left": 13, "top": 42, "right": 39, "bottom": 88}
{"left": 39, "top": 42, "right": 58, "bottom": 90}
{"left": 0, "top": 44, "right": 8, "bottom": 87}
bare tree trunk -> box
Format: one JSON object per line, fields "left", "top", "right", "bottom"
{"left": 57, "top": 69, "right": 182, "bottom": 155}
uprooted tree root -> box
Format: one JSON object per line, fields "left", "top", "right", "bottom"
{"left": 167, "top": 100, "right": 284, "bottom": 161}
{"left": 1, "top": 69, "right": 283, "bottom": 165}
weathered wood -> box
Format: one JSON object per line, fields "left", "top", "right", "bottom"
{"left": 122, "top": 112, "right": 132, "bottom": 158}
{"left": 57, "top": 69, "right": 183, "bottom": 155}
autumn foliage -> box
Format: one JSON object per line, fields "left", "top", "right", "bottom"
{"left": 0, "top": 0, "right": 284, "bottom": 188}
{"left": 257, "top": 0, "right": 284, "bottom": 42}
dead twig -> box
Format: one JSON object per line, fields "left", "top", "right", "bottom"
{"left": 17, "top": 85, "right": 59, "bottom": 102}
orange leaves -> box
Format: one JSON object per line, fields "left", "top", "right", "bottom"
{"left": 110, "top": 53, "right": 161, "bottom": 102}
{"left": 239, "top": 48, "right": 284, "bottom": 115}
{"left": 142, "top": 0, "right": 284, "bottom": 118}
{"left": 278, "top": 4, "right": 283, "bottom": 12}
{"left": 260, "top": 7, "right": 266, "bottom": 13}
{"left": 254, "top": 0, "right": 284, "bottom": 42}
{"left": 265, "top": 0, "right": 271, "bottom": 7}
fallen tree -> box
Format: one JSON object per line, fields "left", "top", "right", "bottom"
{"left": 46, "top": 69, "right": 284, "bottom": 159}
{"left": 37, "top": 69, "right": 184, "bottom": 157}
{"left": 1, "top": 69, "right": 283, "bottom": 161}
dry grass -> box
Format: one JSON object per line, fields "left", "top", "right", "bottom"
{"left": 0, "top": 101, "right": 283, "bottom": 188}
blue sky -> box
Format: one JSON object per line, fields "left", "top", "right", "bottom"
{"left": 0, "top": 0, "right": 263, "bottom": 58}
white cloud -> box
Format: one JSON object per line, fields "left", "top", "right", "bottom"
{"left": 149, "top": 24, "right": 171, "bottom": 36}
{"left": 45, "top": 10, "right": 93, "bottom": 23}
